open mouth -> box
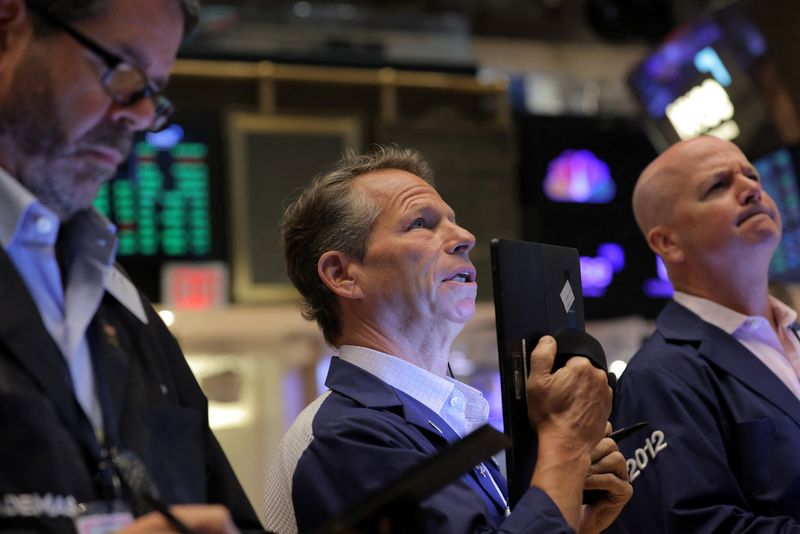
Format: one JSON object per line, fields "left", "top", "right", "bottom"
{"left": 444, "top": 271, "right": 475, "bottom": 283}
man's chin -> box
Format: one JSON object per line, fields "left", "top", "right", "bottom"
{"left": 56, "top": 181, "right": 110, "bottom": 221}
{"left": 446, "top": 300, "right": 477, "bottom": 325}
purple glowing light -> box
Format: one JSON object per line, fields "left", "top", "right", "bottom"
{"left": 581, "top": 243, "right": 625, "bottom": 297}
{"left": 643, "top": 256, "right": 674, "bottom": 298}
{"left": 580, "top": 256, "right": 613, "bottom": 297}
{"left": 543, "top": 149, "right": 616, "bottom": 204}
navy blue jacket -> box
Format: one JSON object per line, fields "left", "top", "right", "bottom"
{"left": 608, "top": 300, "right": 800, "bottom": 533}
{"left": 285, "top": 357, "right": 572, "bottom": 533}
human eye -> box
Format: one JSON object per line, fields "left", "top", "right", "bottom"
{"left": 409, "top": 217, "right": 427, "bottom": 230}
{"left": 703, "top": 174, "right": 729, "bottom": 198}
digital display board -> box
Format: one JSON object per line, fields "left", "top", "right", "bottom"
{"left": 753, "top": 146, "right": 800, "bottom": 281}
{"left": 92, "top": 112, "right": 227, "bottom": 302}
{"left": 628, "top": 2, "right": 783, "bottom": 158}
{"left": 93, "top": 126, "right": 213, "bottom": 257}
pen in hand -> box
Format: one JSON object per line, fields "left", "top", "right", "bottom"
{"left": 111, "top": 449, "right": 198, "bottom": 534}
{"left": 607, "top": 421, "right": 649, "bottom": 443}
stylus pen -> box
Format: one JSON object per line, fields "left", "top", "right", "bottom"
{"left": 608, "top": 421, "right": 649, "bottom": 443}
{"left": 143, "top": 494, "right": 197, "bottom": 534}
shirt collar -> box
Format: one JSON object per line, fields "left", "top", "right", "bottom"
{"left": 0, "top": 163, "right": 128, "bottom": 310}
{"left": 771, "top": 296, "right": 798, "bottom": 329}
{"left": 338, "top": 345, "right": 485, "bottom": 417}
{"left": 673, "top": 291, "right": 797, "bottom": 334}
{"left": 0, "top": 165, "right": 49, "bottom": 249}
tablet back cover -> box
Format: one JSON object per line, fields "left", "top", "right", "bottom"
{"left": 490, "top": 238, "right": 584, "bottom": 506}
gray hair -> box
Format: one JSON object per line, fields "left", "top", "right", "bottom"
{"left": 28, "top": 0, "right": 201, "bottom": 35}
{"left": 280, "top": 145, "right": 434, "bottom": 346}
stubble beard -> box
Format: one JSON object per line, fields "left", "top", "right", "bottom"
{"left": 0, "top": 47, "right": 132, "bottom": 221}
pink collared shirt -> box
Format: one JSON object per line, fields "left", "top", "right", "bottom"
{"left": 673, "top": 291, "right": 800, "bottom": 400}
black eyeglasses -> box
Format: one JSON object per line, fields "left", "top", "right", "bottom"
{"left": 27, "top": 3, "right": 174, "bottom": 132}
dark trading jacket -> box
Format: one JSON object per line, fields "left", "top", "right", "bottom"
{"left": 286, "top": 357, "right": 572, "bottom": 533}
{"left": 608, "top": 300, "right": 800, "bottom": 533}
{"left": 0, "top": 246, "right": 262, "bottom": 532}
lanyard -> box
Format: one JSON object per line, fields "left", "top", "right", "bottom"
{"left": 476, "top": 462, "right": 511, "bottom": 517}
{"left": 65, "top": 319, "right": 124, "bottom": 504}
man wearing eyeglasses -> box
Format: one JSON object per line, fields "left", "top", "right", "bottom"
{"left": 0, "top": 0, "right": 261, "bottom": 532}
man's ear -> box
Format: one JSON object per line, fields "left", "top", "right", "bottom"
{"left": 647, "top": 225, "right": 685, "bottom": 264}
{"left": 0, "top": 0, "right": 30, "bottom": 60}
{"left": 318, "top": 251, "right": 363, "bottom": 301}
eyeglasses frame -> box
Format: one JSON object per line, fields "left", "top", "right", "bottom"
{"left": 26, "top": 3, "right": 174, "bottom": 132}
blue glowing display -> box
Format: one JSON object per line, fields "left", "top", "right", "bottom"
{"left": 643, "top": 256, "right": 674, "bottom": 298}
{"left": 630, "top": 9, "right": 767, "bottom": 121}
{"left": 754, "top": 148, "right": 800, "bottom": 280}
{"left": 145, "top": 124, "right": 185, "bottom": 150}
{"left": 581, "top": 243, "right": 625, "bottom": 297}
{"left": 543, "top": 149, "right": 616, "bottom": 204}
{"left": 694, "top": 47, "right": 732, "bottom": 87}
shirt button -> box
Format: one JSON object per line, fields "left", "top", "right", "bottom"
{"left": 36, "top": 216, "right": 54, "bottom": 235}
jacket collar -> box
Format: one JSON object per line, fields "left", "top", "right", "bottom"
{"left": 659, "top": 300, "right": 800, "bottom": 428}
{"left": 325, "top": 356, "right": 509, "bottom": 514}
{"left": 326, "top": 356, "right": 461, "bottom": 443}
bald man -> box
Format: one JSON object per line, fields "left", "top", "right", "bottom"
{"left": 608, "top": 136, "right": 800, "bottom": 532}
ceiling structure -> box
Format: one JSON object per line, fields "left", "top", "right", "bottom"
{"left": 202, "top": 0, "right": 718, "bottom": 44}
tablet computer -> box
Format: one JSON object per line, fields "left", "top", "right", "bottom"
{"left": 490, "top": 238, "right": 584, "bottom": 507}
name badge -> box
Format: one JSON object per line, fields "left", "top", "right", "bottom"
{"left": 73, "top": 500, "right": 134, "bottom": 534}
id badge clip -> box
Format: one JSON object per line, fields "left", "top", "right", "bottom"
{"left": 73, "top": 500, "right": 134, "bottom": 534}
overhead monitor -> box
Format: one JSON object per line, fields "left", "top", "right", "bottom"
{"left": 628, "top": 0, "right": 784, "bottom": 158}
{"left": 93, "top": 111, "right": 226, "bottom": 301}
{"left": 753, "top": 145, "right": 800, "bottom": 281}
{"left": 518, "top": 114, "right": 666, "bottom": 319}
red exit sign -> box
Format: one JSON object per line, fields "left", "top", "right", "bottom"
{"left": 161, "top": 263, "right": 228, "bottom": 309}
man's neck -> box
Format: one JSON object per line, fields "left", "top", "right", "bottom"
{"left": 338, "top": 321, "right": 454, "bottom": 377}
{"left": 676, "top": 281, "right": 770, "bottom": 320}
{"left": 673, "top": 255, "right": 772, "bottom": 319}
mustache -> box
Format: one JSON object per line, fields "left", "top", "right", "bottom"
{"left": 737, "top": 203, "right": 777, "bottom": 226}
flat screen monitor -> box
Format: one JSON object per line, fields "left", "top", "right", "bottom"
{"left": 753, "top": 145, "right": 800, "bottom": 281}
{"left": 518, "top": 114, "right": 668, "bottom": 319}
{"left": 628, "top": 1, "right": 782, "bottom": 157}
{"left": 92, "top": 111, "right": 226, "bottom": 301}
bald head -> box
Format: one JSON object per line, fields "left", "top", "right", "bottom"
{"left": 632, "top": 136, "right": 745, "bottom": 236}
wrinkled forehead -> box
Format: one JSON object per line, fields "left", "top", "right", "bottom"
{"left": 353, "top": 169, "right": 441, "bottom": 209}
{"left": 658, "top": 138, "right": 748, "bottom": 190}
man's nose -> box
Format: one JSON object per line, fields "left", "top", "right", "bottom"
{"left": 738, "top": 176, "right": 763, "bottom": 205}
{"left": 448, "top": 222, "right": 476, "bottom": 255}
{"left": 109, "top": 97, "right": 157, "bottom": 132}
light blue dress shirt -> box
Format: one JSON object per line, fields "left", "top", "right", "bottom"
{"left": 0, "top": 167, "right": 117, "bottom": 433}
{"left": 337, "top": 344, "right": 490, "bottom": 437}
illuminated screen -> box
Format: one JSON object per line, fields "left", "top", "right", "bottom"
{"left": 628, "top": 3, "right": 782, "bottom": 157}
{"left": 519, "top": 114, "right": 665, "bottom": 319}
{"left": 94, "top": 126, "right": 213, "bottom": 257}
{"left": 543, "top": 149, "right": 616, "bottom": 204}
{"left": 753, "top": 146, "right": 800, "bottom": 281}
{"left": 92, "top": 113, "right": 226, "bottom": 301}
